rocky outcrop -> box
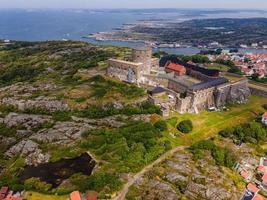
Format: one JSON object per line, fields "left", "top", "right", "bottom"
{"left": 30, "top": 121, "right": 95, "bottom": 145}
{"left": 1, "top": 96, "right": 68, "bottom": 112}
{"left": 4, "top": 113, "right": 52, "bottom": 130}
{"left": 129, "top": 150, "right": 242, "bottom": 200}
{"left": 5, "top": 139, "right": 50, "bottom": 166}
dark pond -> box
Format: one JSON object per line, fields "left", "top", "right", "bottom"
{"left": 20, "top": 153, "right": 96, "bottom": 188}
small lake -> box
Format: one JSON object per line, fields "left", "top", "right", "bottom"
{"left": 20, "top": 153, "right": 95, "bottom": 188}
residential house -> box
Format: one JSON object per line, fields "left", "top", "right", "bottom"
{"left": 70, "top": 191, "right": 81, "bottom": 200}
{"left": 262, "top": 113, "right": 267, "bottom": 126}
{"left": 165, "top": 62, "right": 186, "bottom": 76}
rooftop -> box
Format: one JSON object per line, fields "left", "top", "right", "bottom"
{"left": 263, "top": 112, "right": 267, "bottom": 119}
{"left": 247, "top": 183, "right": 259, "bottom": 193}
{"left": 70, "top": 191, "right": 81, "bottom": 200}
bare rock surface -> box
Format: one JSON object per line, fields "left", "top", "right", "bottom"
{"left": 128, "top": 150, "right": 242, "bottom": 200}
{"left": 1, "top": 96, "right": 68, "bottom": 112}
{"left": 5, "top": 139, "right": 50, "bottom": 166}
{"left": 4, "top": 113, "right": 51, "bottom": 130}
{"left": 30, "top": 121, "right": 94, "bottom": 145}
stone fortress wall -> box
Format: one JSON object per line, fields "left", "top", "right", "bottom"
{"left": 107, "top": 47, "right": 251, "bottom": 114}
{"left": 107, "top": 58, "right": 143, "bottom": 84}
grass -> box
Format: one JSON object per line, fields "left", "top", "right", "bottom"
{"left": 24, "top": 191, "right": 68, "bottom": 200}
{"left": 167, "top": 96, "right": 267, "bottom": 146}
{"left": 205, "top": 63, "right": 230, "bottom": 72}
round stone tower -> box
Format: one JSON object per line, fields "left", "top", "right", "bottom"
{"left": 132, "top": 47, "right": 152, "bottom": 74}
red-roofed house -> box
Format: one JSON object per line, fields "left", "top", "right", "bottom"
{"left": 257, "top": 166, "right": 267, "bottom": 174}
{"left": 4, "top": 195, "right": 22, "bottom": 200}
{"left": 165, "top": 62, "right": 186, "bottom": 76}
{"left": 240, "top": 170, "right": 252, "bottom": 182}
{"left": 247, "top": 183, "right": 259, "bottom": 194}
{"left": 86, "top": 191, "right": 97, "bottom": 200}
{"left": 70, "top": 191, "right": 81, "bottom": 200}
{"left": 262, "top": 173, "right": 267, "bottom": 187}
{"left": 0, "top": 187, "right": 8, "bottom": 200}
{"left": 252, "top": 194, "right": 267, "bottom": 200}
{"left": 262, "top": 112, "right": 267, "bottom": 125}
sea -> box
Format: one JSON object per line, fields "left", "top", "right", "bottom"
{"left": 0, "top": 8, "right": 267, "bottom": 55}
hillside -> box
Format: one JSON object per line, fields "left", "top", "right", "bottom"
{"left": 0, "top": 41, "right": 266, "bottom": 200}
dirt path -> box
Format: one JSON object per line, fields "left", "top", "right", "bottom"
{"left": 112, "top": 146, "right": 185, "bottom": 200}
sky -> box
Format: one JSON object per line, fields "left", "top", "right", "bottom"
{"left": 0, "top": 0, "right": 266, "bottom": 9}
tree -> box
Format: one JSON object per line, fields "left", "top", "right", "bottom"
{"left": 154, "top": 120, "right": 168, "bottom": 132}
{"left": 177, "top": 120, "right": 193, "bottom": 133}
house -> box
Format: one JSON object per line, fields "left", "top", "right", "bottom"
{"left": 257, "top": 166, "right": 267, "bottom": 174}
{"left": 240, "top": 169, "right": 253, "bottom": 182}
{"left": 262, "top": 113, "right": 267, "bottom": 125}
{"left": 165, "top": 62, "right": 186, "bottom": 76}
{"left": 261, "top": 173, "right": 267, "bottom": 187}
{"left": 247, "top": 183, "right": 259, "bottom": 194}
{"left": 4, "top": 195, "right": 22, "bottom": 200}
{"left": 70, "top": 191, "right": 81, "bottom": 200}
{"left": 0, "top": 187, "right": 8, "bottom": 200}
{"left": 252, "top": 194, "right": 267, "bottom": 200}
{"left": 86, "top": 191, "right": 98, "bottom": 200}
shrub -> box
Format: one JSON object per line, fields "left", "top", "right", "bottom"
{"left": 154, "top": 120, "right": 168, "bottom": 132}
{"left": 24, "top": 178, "right": 52, "bottom": 193}
{"left": 177, "top": 120, "right": 193, "bottom": 133}
{"left": 263, "top": 104, "right": 267, "bottom": 110}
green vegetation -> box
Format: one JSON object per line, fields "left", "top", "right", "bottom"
{"left": 88, "top": 75, "right": 145, "bottom": 99}
{"left": 0, "top": 156, "right": 25, "bottom": 191}
{"left": 0, "top": 41, "right": 124, "bottom": 87}
{"left": 215, "top": 59, "right": 242, "bottom": 74}
{"left": 179, "top": 55, "right": 209, "bottom": 64}
{"left": 177, "top": 120, "right": 193, "bottom": 133}
{"left": 24, "top": 178, "right": 52, "bottom": 193}
{"left": 154, "top": 120, "right": 168, "bottom": 132}
{"left": 219, "top": 122, "right": 267, "bottom": 145}
{"left": 0, "top": 123, "right": 17, "bottom": 138}
{"left": 24, "top": 191, "right": 68, "bottom": 200}
{"left": 81, "top": 121, "right": 168, "bottom": 172}
{"left": 263, "top": 104, "right": 267, "bottom": 110}
{"left": 170, "top": 96, "right": 266, "bottom": 146}
{"left": 189, "top": 140, "right": 237, "bottom": 168}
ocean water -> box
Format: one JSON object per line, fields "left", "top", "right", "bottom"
{"left": 0, "top": 9, "right": 267, "bottom": 55}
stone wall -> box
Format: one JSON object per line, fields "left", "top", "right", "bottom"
{"left": 227, "top": 79, "right": 251, "bottom": 103}
{"left": 167, "top": 79, "right": 189, "bottom": 94}
{"left": 176, "top": 96, "right": 192, "bottom": 113}
{"left": 107, "top": 59, "right": 142, "bottom": 83}
{"left": 187, "top": 69, "right": 212, "bottom": 81}
{"left": 132, "top": 48, "right": 152, "bottom": 74}
{"left": 249, "top": 86, "right": 267, "bottom": 98}
{"left": 215, "top": 83, "right": 232, "bottom": 108}
{"left": 190, "top": 87, "right": 216, "bottom": 113}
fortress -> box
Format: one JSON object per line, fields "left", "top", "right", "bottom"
{"left": 107, "top": 48, "right": 251, "bottom": 115}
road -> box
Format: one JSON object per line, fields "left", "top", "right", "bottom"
{"left": 112, "top": 146, "right": 185, "bottom": 200}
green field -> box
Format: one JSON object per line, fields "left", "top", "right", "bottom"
{"left": 205, "top": 63, "right": 230, "bottom": 72}
{"left": 24, "top": 192, "right": 68, "bottom": 200}
{"left": 164, "top": 95, "right": 267, "bottom": 146}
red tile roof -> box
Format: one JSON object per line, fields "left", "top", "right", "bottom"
{"left": 240, "top": 170, "right": 251, "bottom": 179}
{"left": 0, "top": 187, "right": 8, "bottom": 195}
{"left": 166, "top": 63, "right": 186, "bottom": 75}
{"left": 4, "top": 195, "right": 22, "bottom": 200}
{"left": 262, "top": 173, "right": 267, "bottom": 183}
{"left": 257, "top": 166, "right": 267, "bottom": 173}
{"left": 247, "top": 183, "right": 259, "bottom": 193}
{"left": 87, "top": 193, "right": 97, "bottom": 200}
{"left": 252, "top": 194, "right": 267, "bottom": 200}
{"left": 70, "top": 191, "right": 81, "bottom": 200}
{"left": 263, "top": 112, "right": 267, "bottom": 119}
